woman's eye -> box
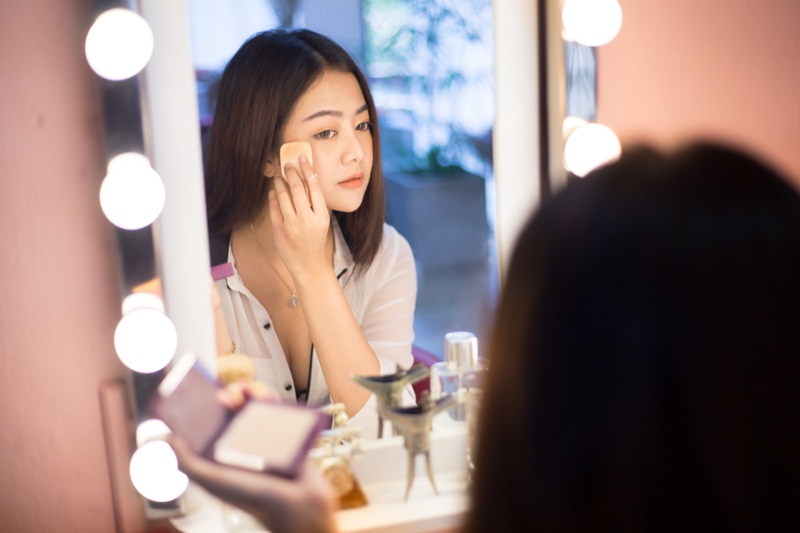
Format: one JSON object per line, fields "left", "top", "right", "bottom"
{"left": 314, "top": 130, "right": 337, "bottom": 140}
{"left": 356, "top": 122, "right": 373, "bottom": 132}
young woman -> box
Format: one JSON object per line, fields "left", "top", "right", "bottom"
{"left": 204, "top": 29, "right": 417, "bottom": 437}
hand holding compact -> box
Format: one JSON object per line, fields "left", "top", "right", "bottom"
{"left": 167, "top": 432, "right": 338, "bottom": 533}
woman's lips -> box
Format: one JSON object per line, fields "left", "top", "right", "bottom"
{"left": 339, "top": 175, "right": 364, "bottom": 188}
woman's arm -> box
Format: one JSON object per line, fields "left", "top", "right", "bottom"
{"left": 269, "top": 161, "right": 415, "bottom": 418}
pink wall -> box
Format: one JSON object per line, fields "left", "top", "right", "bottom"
{"left": 597, "top": 0, "right": 800, "bottom": 185}
{"left": 0, "top": 1, "right": 145, "bottom": 531}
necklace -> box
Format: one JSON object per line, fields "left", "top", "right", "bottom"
{"left": 250, "top": 222, "right": 300, "bottom": 308}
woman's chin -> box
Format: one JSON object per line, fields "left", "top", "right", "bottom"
{"left": 327, "top": 197, "right": 365, "bottom": 214}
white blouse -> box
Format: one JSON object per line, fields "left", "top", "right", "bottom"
{"left": 215, "top": 219, "right": 418, "bottom": 439}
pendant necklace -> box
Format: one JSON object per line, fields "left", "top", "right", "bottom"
{"left": 250, "top": 222, "right": 300, "bottom": 308}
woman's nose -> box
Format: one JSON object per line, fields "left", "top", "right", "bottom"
{"left": 341, "top": 130, "right": 367, "bottom": 163}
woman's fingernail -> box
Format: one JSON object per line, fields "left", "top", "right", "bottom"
{"left": 299, "top": 155, "right": 308, "bottom": 164}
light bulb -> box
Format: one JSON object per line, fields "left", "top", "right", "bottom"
{"left": 562, "top": 0, "right": 622, "bottom": 47}
{"left": 563, "top": 116, "right": 588, "bottom": 140}
{"left": 114, "top": 308, "right": 177, "bottom": 373}
{"left": 85, "top": 8, "right": 154, "bottom": 81}
{"left": 136, "top": 419, "right": 171, "bottom": 447}
{"left": 564, "top": 123, "right": 621, "bottom": 178}
{"left": 121, "top": 292, "right": 164, "bottom": 317}
{"left": 100, "top": 153, "right": 165, "bottom": 230}
{"left": 129, "top": 441, "right": 188, "bottom": 502}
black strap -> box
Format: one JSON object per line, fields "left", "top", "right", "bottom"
{"left": 296, "top": 268, "right": 348, "bottom": 403}
{"left": 296, "top": 343, "right": 314, "bottom": 403}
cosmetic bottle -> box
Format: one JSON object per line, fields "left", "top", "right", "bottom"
{"left": 430, "top": 331, "right": 479, "bottom": 423}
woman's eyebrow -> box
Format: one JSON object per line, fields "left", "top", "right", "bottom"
{"left": 303, "top": 109, "right": 341, "bottom": 121}
{"left": 303, "top": 104, "right": 369, "bottom": 122}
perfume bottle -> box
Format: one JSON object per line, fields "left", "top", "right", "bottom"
{"left": 430, "top": 331, "right": 479, "bottom": 422}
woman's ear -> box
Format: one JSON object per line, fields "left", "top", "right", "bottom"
{"left": 263, "top": 159, "right": 279, "bottom": 179}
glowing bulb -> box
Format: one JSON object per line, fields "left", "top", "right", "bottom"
{"left": 85, "top": 8, "right": 154, "bottom": 81}
{"left": 114, "top": 308, "right": 177, "bottom": 373}
{"left": 563, "top": 116, "right": 588, "bottom": 140}
{"left": 129, "top": 441, "right": 188, "bottom": 502}
{"left": 562, "top": 0, "right": 622, "bottom": 47}
{"left": 100, "top": 153, "right": 165, "bottom": 230}
{"left": 121, "top": 292, "right": 164, "bottom": 316}
{"left": 137, "top": 419, "right": 171, "bottom": 447}
{"left": 564, "top": 123, "right": 621, "bottom": 178}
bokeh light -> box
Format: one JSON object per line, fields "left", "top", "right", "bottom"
{"left": 562, "top": 0, "right": 623, "bottom": 47}
{"left": 136, "top": 419, "right": 172, "bottom": 448}
{"left": 100, "top": 153, "right": 165, "bottom": 230}
{"left": 121, "top": 292, "right": 164, "bottom": 317}
{"left": 114, "top": 308, "right": 177, "bottom": 373}
{"left": 129, "top": 441, "right": 188, "bottom": 502}
{"left": 564, "top": 123, "right": 621, "bottom": 178}
{"left": 563, "top": 116, "right": 588, "bottom": 140}
{"left": 85, "top": 8, "right": 154, "bottom": 81}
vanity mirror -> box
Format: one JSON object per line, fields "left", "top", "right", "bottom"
{"left": 97, "top": 0, "right": 576, "bottom": 528}
{"left": 111, "top": 0, "right": 569, "bottom": 450}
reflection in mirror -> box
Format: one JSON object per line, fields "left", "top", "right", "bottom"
{"left": 565, "top": 41, "right": 596, "bottom": 122}
{"left": 117, "top": 0, "right": 556, "bottom": 450}
{"left": 190, "top": 0, "right": 498, "bottom": 363}
{"left": 361, "top": 0, "right": 497, "bottom": 357}
{"left": 561, "top": 0, "right": 622, "bottom": 180}
{"left": 176, "top": 0, "right": 500, "bottom": 441}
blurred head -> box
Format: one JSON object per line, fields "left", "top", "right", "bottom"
{"left": 205, "top": 28, "right": 385, "bottom": 267}
{"left": 469, "top": 142, "right": 800, "bottom": 532}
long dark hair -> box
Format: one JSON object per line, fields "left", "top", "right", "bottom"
{"left": 204, "top": 29, "right": 385, "bottom": 268}
{"left": 467, "top": 142, "right": 800, "bottom": 531}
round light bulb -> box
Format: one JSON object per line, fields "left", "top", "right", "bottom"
{"left": 563, "top": 116, "right": 588, "bottom": 140}
{"left": 114, "top": 308, "right": 177, "bottom": 373}
{"left": 121, "top": 292, "right": 165, "bottom": 317}
{"left": 564, "top": 123, "right": 621, "bottom": 178}
{"left": 562, "top": 0, "right": 622, "bottom": 47}
{"left": 136, "top": 419, "right": 172, "bottom": 447}
{"left": 129, "top": 441, "right": 188, "bottom": 502}
{"left": 100, "top": 153, "right": 165, "bottom": 230}
{"left": 85, "top": 8, "right": 154, "bottom": 81}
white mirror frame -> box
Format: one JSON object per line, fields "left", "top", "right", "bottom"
{"left": 138, "top": 0, "right": 216, "bottom": 375}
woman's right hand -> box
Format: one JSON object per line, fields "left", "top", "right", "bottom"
{"left": 268, "top": 157, "right": 331, "bottom": 278}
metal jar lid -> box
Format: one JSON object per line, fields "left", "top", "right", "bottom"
{"left": 444, "top": 331, "right": 478, "bottom": 371}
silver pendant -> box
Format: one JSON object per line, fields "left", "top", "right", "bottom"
{"left": 288, "top": 293, "right": 300, "bottom": 308}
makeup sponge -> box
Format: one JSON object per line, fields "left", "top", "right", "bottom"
{"left": 280, "top": 141, "right": 313, "bottom": 178}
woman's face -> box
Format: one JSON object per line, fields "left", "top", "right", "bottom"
{"left": 272, "top": 69, "right": 374, "bottom": 213}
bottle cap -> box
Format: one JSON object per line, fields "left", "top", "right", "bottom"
{"left": 444, "top": 331, "right": 478, "bottom": 371}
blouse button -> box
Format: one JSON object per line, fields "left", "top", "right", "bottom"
{"left": 264, "top": 322, "right": 271, "bottom": 330}
{"left": 284, "top": 384, "right": 293, "bottom": 391}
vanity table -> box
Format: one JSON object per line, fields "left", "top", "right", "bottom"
{"left": 169, "top": 426, "right": 470, "bottom": 533}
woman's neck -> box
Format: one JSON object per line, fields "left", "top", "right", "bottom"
{"left": 242, "top": 210, "right": 336, "bottom": 268}
{"left": 248, "top": 211, "right": 280, "bottom": 258}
